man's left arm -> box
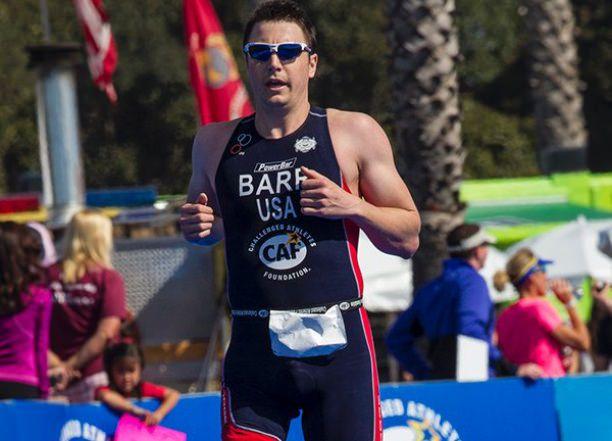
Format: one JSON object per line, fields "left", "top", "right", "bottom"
{"left": 300, "top": 112, "right": 420, "bottom": 258}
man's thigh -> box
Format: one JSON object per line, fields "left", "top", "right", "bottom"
{"left": 221, "top": 384, "right": 295, "bottom": 441}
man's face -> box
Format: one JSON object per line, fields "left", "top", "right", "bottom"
{"left": 474, "top": 244, "right": 489, "bottom": 270}
{"left": 245, "top": 20, "right": 318, "bottom": 109}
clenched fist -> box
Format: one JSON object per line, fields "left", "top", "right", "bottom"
{"left": 180, "top": 193, "right": 216, "bottom": 244}
{"left": 299, "top": 166, "right": 362, "bottom": 219}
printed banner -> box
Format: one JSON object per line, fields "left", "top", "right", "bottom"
{"left": 554, "top": 375, "right": 612, "bottom": 441}
{"left": 4, "top": 377, "right": 612, "bottom": 440}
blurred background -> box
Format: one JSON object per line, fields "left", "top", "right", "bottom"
{"left": 1, "top": 0, "right": 610, "bottom": 196}
{"left": 0, "top": 1, "right": 611, "bottom": 439}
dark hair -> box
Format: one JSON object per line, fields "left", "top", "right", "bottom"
{"left": 447, "top": 223, "right": 481, "bottom": 259}
{"left": 120, "top": 309, "right": 142, "bottom": 346}
{"left": 104, "top": 342, "right": 145, "bottom": 396}
{"left": 21, "top": 225, "right": 45, "bottom": 282}
{"left": 0, "top": 222, "right": 43, "bottom": 315}
{"left": 243, "top": 0, "right": 317, "bottom": 51}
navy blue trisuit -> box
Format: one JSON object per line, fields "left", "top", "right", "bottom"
{"left": 215, "top": 107, "right": 382, "bottom": 441}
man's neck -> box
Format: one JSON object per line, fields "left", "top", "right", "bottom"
{"left": 254, "top": 100, "right": 310, "bottom": 139}
{"left": 465, "top": 256, "right": 482, "bottom": 271}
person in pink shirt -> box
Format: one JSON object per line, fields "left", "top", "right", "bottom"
{"left": 495, "top": 248, "right": 591, "bottom": 377}
{"left": 0, "top": 222, "right": 52, "bottom": 399}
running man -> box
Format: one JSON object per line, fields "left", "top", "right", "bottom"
{"left": 180, "top": 1, "right": 420, "bottom": 440}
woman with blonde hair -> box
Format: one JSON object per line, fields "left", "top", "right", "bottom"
{"left": 495, "top": 248, "right": 590, "bottom": 377}
{"left": 48, "top": 209, "right": 127, "bottom": 402}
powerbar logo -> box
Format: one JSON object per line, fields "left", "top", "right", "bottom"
{"left": 254, "top": 158, "right": 296, "bottom": 173}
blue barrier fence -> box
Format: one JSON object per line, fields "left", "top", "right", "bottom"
{"left": 1, "top": 375, "right": 610, "bottom": 440}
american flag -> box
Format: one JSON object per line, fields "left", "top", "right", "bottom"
{"left": 73, "top": 0, "right": 118, "bottom": 103}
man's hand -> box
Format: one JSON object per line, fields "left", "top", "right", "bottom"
{"left": 180, "top": 193, "right": 215, "bottom": 243}
{"left": 516, "top": 363, "right": 544, "bottom": 380}
{"left": 299, "top": 167, "right": 362, "bottom": 219}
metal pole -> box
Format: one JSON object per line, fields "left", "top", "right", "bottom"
{"left": 39, "top": 0, "right": 51, "bottom": 42}
{"left": 27, "top": 44, "right": 86, "bottom": 228}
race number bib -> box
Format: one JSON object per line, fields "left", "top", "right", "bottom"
{"left": 268, "top": 305, "right": 348, "bottom": 357}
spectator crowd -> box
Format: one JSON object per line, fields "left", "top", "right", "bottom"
{"left": 0, "top": 214, "right": 610, "bottom": 425}
{"left": 0, "top": 210, "right": 178, "bottom": 429}
{"left": 387, "top": 223, "right": 611, "bottom": 381}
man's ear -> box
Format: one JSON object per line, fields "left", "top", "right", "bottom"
{"left": 308, "top": 53, "right": 318, "bottom": 79}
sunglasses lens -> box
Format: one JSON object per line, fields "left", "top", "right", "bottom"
{"left": 277, "top": 44, "right": 304, "bottom": 60}
{"left": 248, "top": 44, "right": 272, "bottom": 61}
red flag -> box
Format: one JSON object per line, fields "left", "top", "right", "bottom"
{"left": 73, "top": 0, "right": 118, "bottom": 103}
{"left": 184, "top": 0, "right": 253, "bottom": 124}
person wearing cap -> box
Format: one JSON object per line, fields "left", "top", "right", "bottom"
{"left": 386, "top": 223, "right": 541, "bottom": 380}
{"left": 495, "top": 248, "right": 591, "bottom": 377}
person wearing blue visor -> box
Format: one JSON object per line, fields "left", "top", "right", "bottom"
{"left": 515, "top": 257, "right": 554, "bottom": 285}
{"left": 496, "top": 248, "right": 591, "bottom": 377}
{"left": 386, "top": 224, "right": 542, "bottom": 380}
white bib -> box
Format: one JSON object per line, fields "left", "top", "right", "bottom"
{"left": 268, "top": 305, "right": 348, "bottom": 358}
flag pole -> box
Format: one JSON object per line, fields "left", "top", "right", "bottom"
{"left": 39, "top": 0, "right": 51, "bottom": 42}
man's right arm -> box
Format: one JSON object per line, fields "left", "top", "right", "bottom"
{"left": 180, "top": 123, "right": 234, "bottom": 246}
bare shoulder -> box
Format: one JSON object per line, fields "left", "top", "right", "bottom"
{"left": 327, "top": 108, "right": 382, "bottom": 135}
{"left": 192, "top": 118, "right": 242, "bottom": 177}
{"left": 327, "top": 108, "right": 392, "bottom": 161}
{"left": 194, "top": 118, "right": 241, "bottom": 154}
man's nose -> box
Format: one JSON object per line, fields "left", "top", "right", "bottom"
{"left": 267, "top": 53, "right": 283, "bottom": 71}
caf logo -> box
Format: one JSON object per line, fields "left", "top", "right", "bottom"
{"left": 259, "top": 232, "right": 307, "bottom": 270}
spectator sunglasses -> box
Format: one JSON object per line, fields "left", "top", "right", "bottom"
{"left": 243, "top": 42, "right": 313, "bottom": 62}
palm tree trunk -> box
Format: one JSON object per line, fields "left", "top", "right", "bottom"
{"left": 387, "top": 0, "right": 466, "bottom": 291}
{"left": 523, "top": 0, "right": 588, "bottom": 172}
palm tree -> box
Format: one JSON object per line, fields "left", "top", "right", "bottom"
{"left": 386, "top": 0, "right": 466, "bottom": 290}
{"left": 523, "top": 0, "right": 588, "bottom": 172}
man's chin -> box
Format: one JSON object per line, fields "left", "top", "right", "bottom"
{"left": 262, "top": 96, "right": 290, "bottom": 107}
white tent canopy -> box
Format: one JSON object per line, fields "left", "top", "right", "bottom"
{"left": 359, "top": 230, "right": 412, "bottom": 312}
{"left": 507, "top": 217, "right": 612, "bottom": 284}
{"left": 359, "top": 231, "right": 514, "bottom": 312}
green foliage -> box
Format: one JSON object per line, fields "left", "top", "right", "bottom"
{"left": 303, "top": 0, "right": 391, "bottom": 121}
{"left": 456, "top": 0, "right": 525, "bottom": 89}
{"left": 0, "top": 1, "right": 42, "bottom": 192}
{"left": 0, "top": 0, "right": 608, "bottom": 195}
{"left": 574, "top": 0, "right": 612, "bottom": 172}
{"left": 462, "top": 96, "right": 538, "bottom": 178}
